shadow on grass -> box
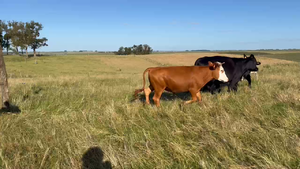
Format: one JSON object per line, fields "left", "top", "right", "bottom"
{"left": 131, "top": 85, "right": 221, "bottom": 102}
{"left": 82, "top": 146, "right": 112, "bottom": 169}
{"left": 0, "top": 102, "right": 21, "bottom": 115}
{"left": 132, "top": 91, "right": 192, "bottom": 105}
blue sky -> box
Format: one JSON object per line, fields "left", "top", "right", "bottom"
{"left": 2, "top": 0, "right": 300, "bottom": 51}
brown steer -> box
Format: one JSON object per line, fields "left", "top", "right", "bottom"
{"left": 135, "top": 62, "right": 229, "bottom": 107}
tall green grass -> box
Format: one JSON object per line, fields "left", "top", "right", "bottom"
{"left": 0, "top": 55, "right": 300, "bottom": 168}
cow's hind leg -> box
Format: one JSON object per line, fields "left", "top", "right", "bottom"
{"left": 153, "top": 89, "right": 163, "bottom": 107}
{"left": 144, "top": 86, "right": 152, "bottom": 105}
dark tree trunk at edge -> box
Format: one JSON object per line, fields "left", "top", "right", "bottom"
{"left": 6, "top": 39, "right": 8, "bottom": 55}
{"left": 0, "top": 39, "right": 10, "bottom": 109}
{"left": 26, "top": 47, "right": 28, "bottom": 58}
{"left": 34, "top": 48, "right": 37, "bottom": 64}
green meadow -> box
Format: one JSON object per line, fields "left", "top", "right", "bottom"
{"left": 1, "top": 51, "right": 300, "bottom": 169}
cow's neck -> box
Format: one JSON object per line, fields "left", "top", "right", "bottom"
{"left": 201, "top": 67, "right": 215, "bottom": 84}
{"left": 236, "top": 60, "right": 250, "bottom": 74}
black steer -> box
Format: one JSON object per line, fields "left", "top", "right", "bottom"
{"left": 194, "top": 54, "right": 261, "bottom": 93}
{"left": 241, "top": 54, "right": 261, "bottom": 85}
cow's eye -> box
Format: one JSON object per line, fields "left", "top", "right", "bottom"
{"left": 221, "top": 70, "right": 224, "bottom": 73}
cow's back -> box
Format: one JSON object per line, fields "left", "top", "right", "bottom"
{"left": 149, "top": 66, "right": 200, "bottom": 82}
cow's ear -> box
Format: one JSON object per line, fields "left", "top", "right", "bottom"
{"left": 250, "top": 54, "right": 254, "bottom": 58}
{"left": 244, "top": 54, "right": 247, "bottom": 58}
{"left": 221, "top": 62, "right": 225, "bottom": 65}
{"left": 208, "top": 61, "right": 215, "bottom": 70}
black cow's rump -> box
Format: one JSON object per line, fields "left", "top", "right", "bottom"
{"left": 194, "top": 54, "right": 261, "bottom": 93}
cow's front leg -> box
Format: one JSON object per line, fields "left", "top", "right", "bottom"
{"left": 213, "top": 81, "right": 222, "bottom": 94}
{"left": 228, "top": 75, "right": 240, "bottom": 92}
{"left": 196, "top": 91, "right": 202, "bottom": 102}
{"left": 228, "top": 83, "right": 238, "bottom": 92}
{"left": 209, "top": 83, "right": 216, "bottom": 94}
{"left": 184, "top": 90, "right": 198, "bottom": 105}
{"left": 244, "top": 74, "right": 252, "bottom": 88}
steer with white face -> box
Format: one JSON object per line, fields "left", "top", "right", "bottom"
{"left": 216, "top": 62, "right": 229, "bottom": 82}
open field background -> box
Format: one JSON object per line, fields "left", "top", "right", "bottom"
{"left": 1, "top": 51, "right": 300, "bottom": 168}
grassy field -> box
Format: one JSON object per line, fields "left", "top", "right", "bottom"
{"left": 261, "top": 53, "right": 300, "bottom": 62}
{"left": 1, "top": 52, "right": 300, "bottom": 169}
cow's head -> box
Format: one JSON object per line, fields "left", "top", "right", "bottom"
{"left": 244, "top": 54, "right": 261, "bottom": 66}
{"left": 243, "top": 54, "right": 260, "bottom": 71}
{"left": 208, "top": 61, "right": 229, "bottom": 82}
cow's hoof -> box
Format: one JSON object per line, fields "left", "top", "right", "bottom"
{"left": 198, "top": 102, "right": 203, "bottom": 106}
{"left": 143, "top": 103, "right": 151, "bottom": 107}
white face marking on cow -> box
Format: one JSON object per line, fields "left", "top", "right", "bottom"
{"left": 218, "top": 65, "right": 229, "bottom": 82}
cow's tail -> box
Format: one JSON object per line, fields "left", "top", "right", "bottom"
{"left": 134, "top": 68, "right": 152, "bottom": 99}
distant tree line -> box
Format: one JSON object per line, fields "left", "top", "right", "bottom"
{"left": 0, "top": 20, "right": 48, "bottom": 60}
{"left": 116, "top": 44, "right": 153, "bottom": 55}
{"left": 185, "top": 50, "right": 210, "bottom": 52}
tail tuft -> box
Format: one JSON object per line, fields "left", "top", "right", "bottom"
{"left": 134, "top": 89, "right": 144, "bottom": 99}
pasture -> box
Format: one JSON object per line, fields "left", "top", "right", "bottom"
{"left": 1, "top": 52, "right": 300, "bottom": 168}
